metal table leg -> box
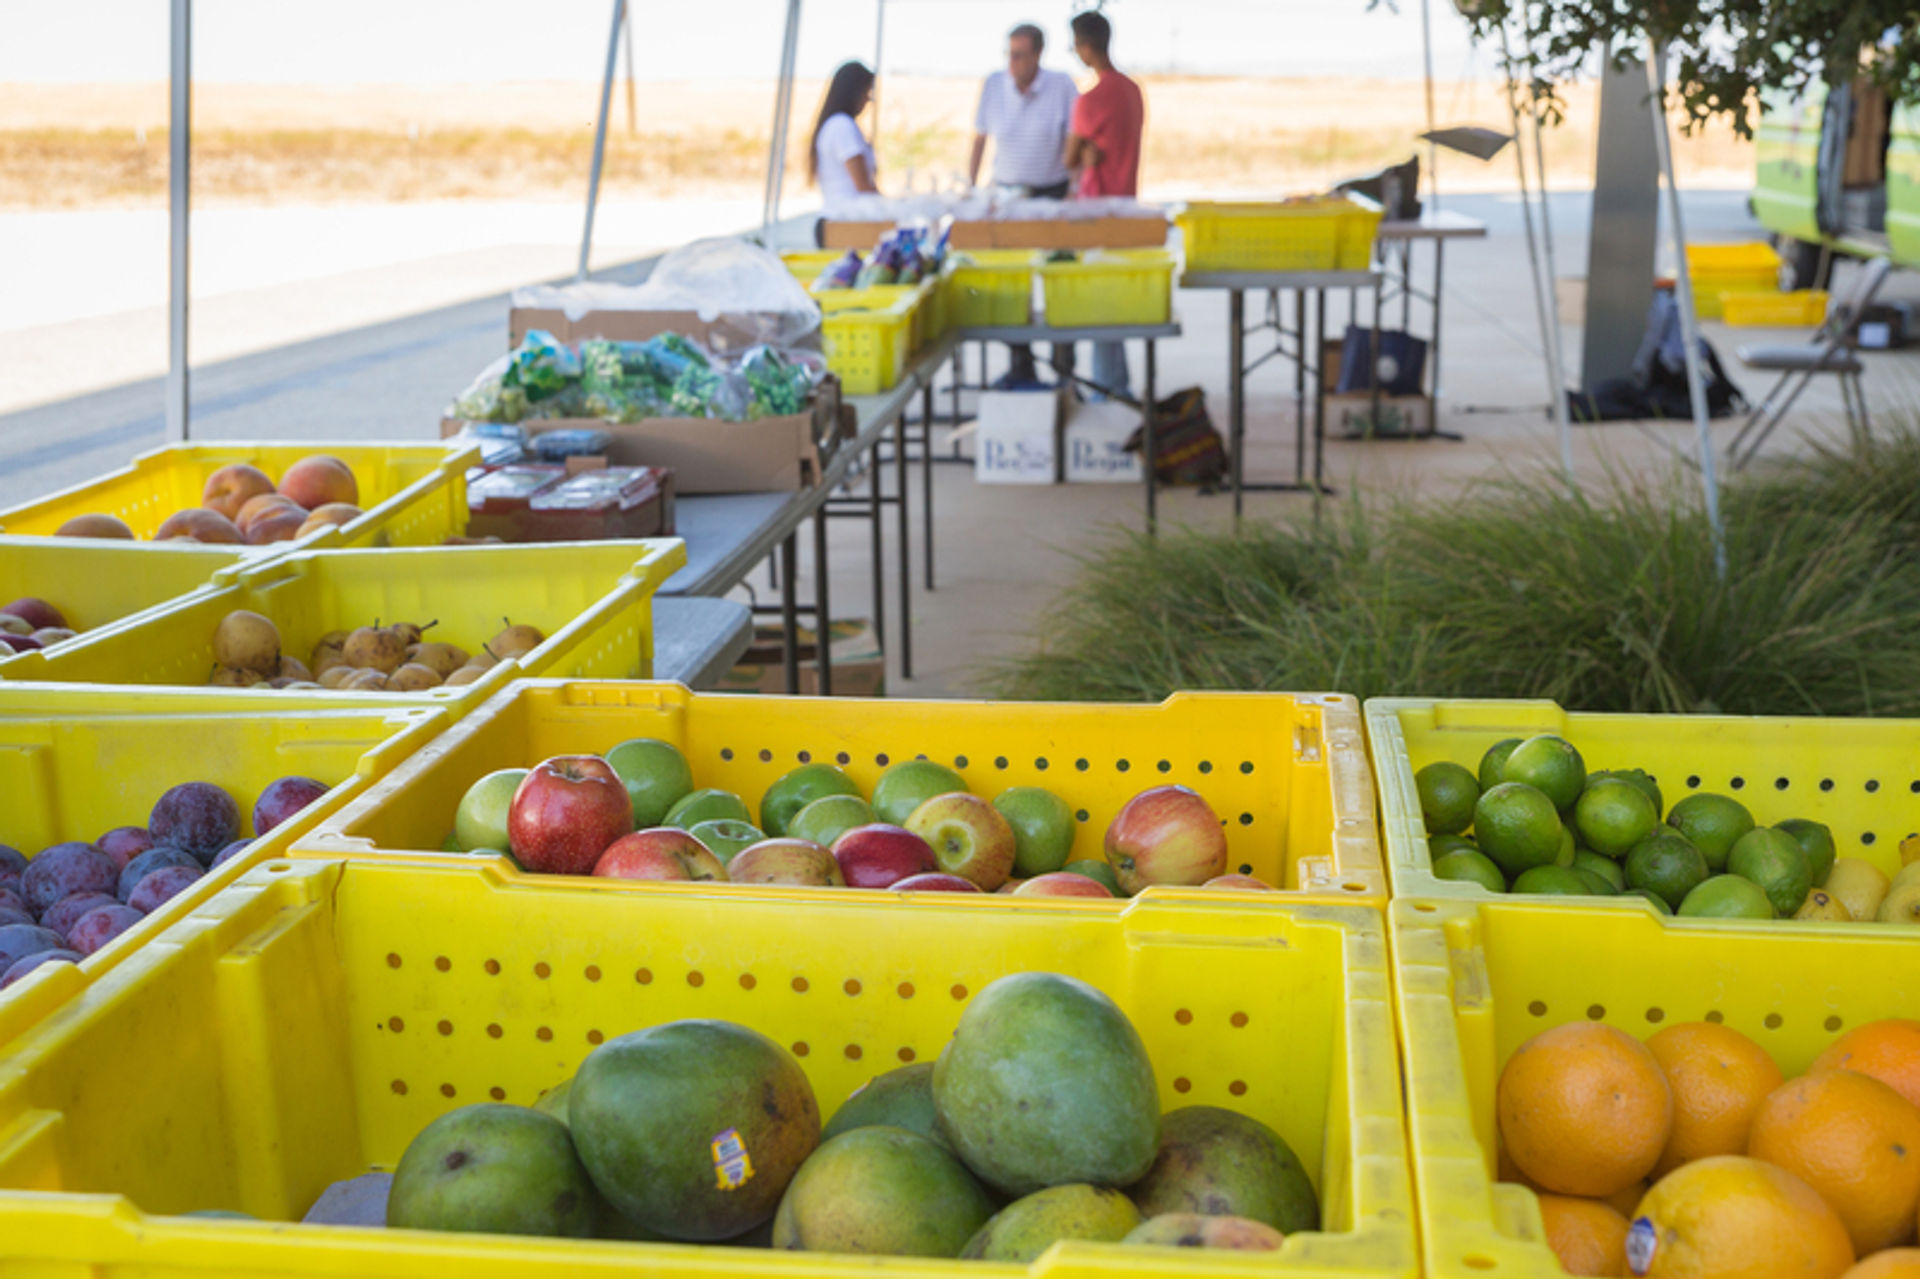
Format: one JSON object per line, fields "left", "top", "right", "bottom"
{"left": 1430, "top": 240, "right": 1447, "bottom": 424}
{"left": 868, "top": 440, "right": 885, "bottom": 654}
{"left": 780, "top": 531, "right": 799, "bottom": 695}
{"left": 893, "top": 409, "right": 913, "bottom": 680}
{"left": 1293, "top": 289, "right": 1306, "bottom": 486}
{"left": 921, "top": 382, "right": 936, "bottom": 590}
{"left": 1314, "top": 289, "right": 1329, "bottom": 506}
{"left": 1143, "top": 340, "right": 1158, "bottom": 535}
{"left": 1230, "top": 289, "right": 1246, "bottom": 522}
{"left": 812, "top": 506, "right": 832, "bottom": 696}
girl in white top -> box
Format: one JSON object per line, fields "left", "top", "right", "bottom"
{"left": 810, "top": 61, "right": 879, "bottom": 215}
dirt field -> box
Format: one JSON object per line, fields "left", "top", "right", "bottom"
{"left": 3, "top": 75, "right": 1753, "bottom": 209}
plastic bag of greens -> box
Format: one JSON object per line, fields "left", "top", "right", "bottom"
{"left": 501, "top": 330, "right": 580, "bottom": 404}
{"left": 737, "top": 345, "right": 818, "bottom": 419}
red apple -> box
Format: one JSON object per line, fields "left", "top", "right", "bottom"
{"left": 1014, "top": 872, "right": 1113, "bottom": 898}
{"left": 726, "top": 839, "right": 843, "bottom": 887}
{"left": 508, "top": 756, "right": 634, "bottom": 875}
{"left": 1104, "top": 786, "right": 1229, "bottom": 895}
{"left": 891, "top": 873, "right": 981, "bottom": 893}
{"left": 279, "top": 455, "right": 359, "bottom": 510}
{"left": 201, "top": 464, "right": 276, "bottom": 521}
{"left": 903, "top": 793, "right": 1016, "bottom": 891}
{"left": 996, "top": 878, "right": 1025, "bottom": 894}
{"left": 594, "top": 828, "right": 727, "bottom": 882}
{"left": 830, "top": 823, "right": 937, "bottom": 889}
{"left": 1204, "top": 873, "right": 1275, "bottom": 891}
{"left": 0, "top": 599, "right": 64, "bottom": 631}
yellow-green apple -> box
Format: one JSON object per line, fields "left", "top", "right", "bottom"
{"left": 509, "top": 757, "right": 633, "bottom": 875}
{"left": 871, "top": 759, "right": 967, "bottom": 826}
{"left": 687, "top": 819, "right": 763, "bottom": 867}
{"left": 604, "top": 738, "right": 694, "bottom": 827}
{"left": 727, "top": 838, "right": 843, "bottom": 887}
{"left": 593, "top": 828, "right": 726, "bottom": 882}
{"left": 663, "top": 788, "right": 751, "bottom": 830}
{"left": 789, "top": 794, "right": 874, "bottom": 849}
{"left": 830, "top": 823, "right": 937, "bottom": 888}
{"left": 759, "top": 763, "right": 862, "bottom": 837}
{"left": 993, "top": 786, "right": 1076, "bottom": 877}
{"left": 904, "top": 793, "right": 1015, "bottom": 890}
{"left": 1013, "top": 871, "right": 1113, "bottom": 898}
{"left": 1104, "top": 786, "right": 1229, "bottom": 894}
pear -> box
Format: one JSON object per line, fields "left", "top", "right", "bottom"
{"left": 387, "top": 621, "right": 427, "bottom": 647}
{"left": 343, "top": 626, "right": 406, "bottom": 674}
{"left": 1792, "top": 890, "right": 1852, "bottom": 922}
{"left": 317, "top": 666, "right": 359, "bottom": 689}
{"left": 209, "top": 665, "right": 265, "bottom": 687}
{"left": 339, "top": 669, "right": 390, "bottom": 691}
{"left": 465, "top": 647, "right": 501, "bottom": 671}
{"left": 311, "top": 630, "right": 349, "bottom": 665}
{"left": 442, "top": 666, "right": 488, "bottom": 687}
{"left": 277, "top": 655, "right": 313, "bottom": 683}
{"left": 387, "top": 663, "right": 443, "bottom": 691}
{"left": 213, "top": 610, "right": 281, "bottom": 675}
{"left": 489, "top": 623, "right": 545, "bottom": 660}
{"left": 412, "top": 642, "right": 469, "bottom": 677}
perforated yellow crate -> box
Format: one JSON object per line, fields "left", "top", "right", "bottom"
{"left": 947, "top": 250, "right": 1035, "bottom": 327}
{"left": 1178, "top": 197, "right": 1382, "bottom": 273}
{"left": 0, "top": 441, "right": 479, "bottom": 553}
{"left": 1039, "top": 250, "right": 1175, "bottom": 328}
{"left": 0, "top": 689, "right": 442, "bottom": 1050}
{"left": 818, "top": 287, "right": 923, "bottom": 395}
{"left": 0, "top": 541, "right": 684, "bottom": 711}
{"left": 0, "top": 856, "right": 1414, "bottom": 1279}
{"left": 1721, "top": 288, "right": 1828, "bottom": 327}
{"left": 0, "top": 538, "right": 244, "bottom": 672}
{"left": 299, "top": 680, "right": 1386, "bottom": 906}
{"left": 1391, "top": 896, "right": 1920, "bottom": 1279}
{"left": 1684, "top": 242, "right": 1781, "bottom": 318}
{"left": 1366, "top": 697, "right": 1920, "bottom": 930}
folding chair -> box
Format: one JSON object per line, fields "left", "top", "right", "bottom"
{"left": 1726, "top": 256, "right": 1893, "bottom": 471}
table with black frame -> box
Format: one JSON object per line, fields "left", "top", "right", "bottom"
{"left": 1375, "top": 210, "right": 1488, "bottom": 434}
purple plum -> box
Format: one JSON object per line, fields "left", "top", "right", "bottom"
{"left": 0, "top": 908, "right": 35, "bottom": 930}
{"left": 253, "top": 777, "right": 328, "bottom": 837}
{"left": 67, "top": 905, "right": 143, "bottom": 957}
{"left": 117, "top": 847, "right": 203, "bottom": 903}
{"left": 149, "top": 783, "right": 240, "bottom": 862}
{"left": 0, "top": 886, "right": 24, "bottom": 916}
{"left": 0, "top": 949, "right": 80, "bottom": 989}
{"left": 0, "top": 923, "right": 69, "bottom": 969}
{"left": 94, "top": 827, "right": 156, "bottom": 871}
{"left": 211, "top": 840, "right": 252, "bottom": 869}
{"left": 42, "top": 892, "right": 120, "bottom": 938}
{"left": 21, "top": 843, "right": 118, "bottom": 915}
{"left": 0, "top": 846, "right": 26, "bottom": 880}
{"left": 127, "top": 864, "right": 203, "bottom": 915}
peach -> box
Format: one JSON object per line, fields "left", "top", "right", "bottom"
{"left": 235, "top": 493, "right": 301, "bottom": 533}
{"left": 55, "top": 514, "right": 134, "bottom": 539}
{"left": 155, "top": 509, "right": 244, "bottom": 544}
{"left": 295, "top": 503, "right": 362, "bottom": 537}
{"left": 278, "top": 456, "right": 358, "bottom": 510}
{"left": 201, "top": 464, "right": 276, "bottom": 521}
{"left": 244, "top": 509, "right": 307, "bottom": 545}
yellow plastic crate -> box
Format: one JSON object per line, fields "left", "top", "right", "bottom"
{"left": 0, "top": 689, "right": 442, "bottom": 1050}
{"left": 0, "top": 538, "right": 244, "bottom": 672}
{"left": 0, "top": 441, "right": 480, "bottom": 553}
{"left": 298, "top": 680, "right": 1386, "bottom": 906}
{"left": 1178, "top": 197, "right": 1383, "bottom": 273}
{"left": 1365, "top": 697, "right": 1919, "bottom": 930}
{"left": 1684, "top": 242, "right": 1781, "bottom": 318}
{"left": 1391, "top": 896, "right": 1920, "bottom": 1279}
{"left": 817, "top": 287, "right": 923, "bottom": 396}
{"left": 0, "top": 856, "right": 1415, "bottom": 1279}
{"left": 1721, "top": 288, "right": 1829, "bottom": 327}
{"left": 1038, "top": 250, "right": 1175, "bottom": 328}
{"left": 947, "top": 250, "right": 1035, "bottom": 328}
{"left": 782, "top": 250, "right": 846, "bottom": 281}
{"left": 0, "top": 541, "right": 685, "bottom": 711}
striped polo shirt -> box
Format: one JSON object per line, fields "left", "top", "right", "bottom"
{"left": 974, "top": 68, "right": 1078, "bottom": 190}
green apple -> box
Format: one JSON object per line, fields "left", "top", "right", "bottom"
{"left": 663, "top": 788, "right": 751, "bottom": 830}
{"left": 992, "top": 786, "right": 1076, "bottom": 877}
{"left": 759, "top": 764, "right": 862, "bottom": 837}
{"left": 454, "top": 768, "right": 528, "bottom": 852}
{"left": 871, "top": 760, "right": 967, "bottom": 826}
{"left": 687, "top": 819, "right": 764, "bottom": 866}
{"left": 788, "top": 794, "right": 874, "bottom": 849}
{"left": 605, "top": 738, "right": 694, "bottom": 827}
{"left": 1063, "top": 858, "right": 1123, "bottom": 896}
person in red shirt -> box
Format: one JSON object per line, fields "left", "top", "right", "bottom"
{"left": 1065, "top": 10, "right": 1145, "bottom": 399}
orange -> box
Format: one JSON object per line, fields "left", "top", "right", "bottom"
{"left": 1646, "top": 1022, "right": 1784, "bottom": 1177}
{"left": 1606, "top": 1180, "right": 1650, "bottom": 1219}
{"left": 1499, "top": 1022, "right": 1674, "bottom": 1197}
{"left": 1812, "top": 1021, "right": 1920, "bottom": 1111}
{"left": 1539, "top": 1194, "right": 1630, "bottom": 1277}
{"left": 1842, "top": 1251, "right": 1920, "bottom": 1279}
{"left": 1632, "top": 1155, "right": 1854, "bottom": 1279}
{"left": 1747, "top": 1070, "right": 1920, "bottom": 1254}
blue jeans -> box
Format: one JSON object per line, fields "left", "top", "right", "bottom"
{"left": 1089, "top": 340, "right": 1131, "bottom": 402}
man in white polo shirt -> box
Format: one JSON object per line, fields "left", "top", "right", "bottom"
{"left": 969, "top": 22, "right": 1077, "bottom": 384}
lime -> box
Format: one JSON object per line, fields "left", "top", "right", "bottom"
{"left": 1512, "top": 865, "right": 1593, "bottom": 895}
{"left": 1678, "top": 874, "right": 1777, "bottom": 919}
{"left": 1428, "top": 834, "right": 1481, "bottom": 859}
{"left": 1432, "top": 849, "right": 1506, "bottom": 892}
{"left": 1590, "top": 768, "right": 1664, "bottom": 819}
{"left": 1774, "top": 818, "right": 1837, "bottom": 887}
{"left": 1556, "top": 825, "right": 1577, "bottom": 866}
{"left": 1624, "top": 830, "right": 1711, "bottom": 910}
{"left": 1473, "top": 783, "right": 1566, "bottom": 878}
{"left": 1622, "top": 887, "right": 1673, "bottom": 915}
{"left": 1501, "top": 735, "right": 1586, "bottom": 811}
{"left": 1415, "top": 761, "right": 1480, "bottom": 836}
{"left": 1573, "top": 778, "right": 1659, "bottom": 859}
{"left": 1726, "top": 827, "right": 1813, "bottom": 916}
{"left": 993, "top": 786, "right": 1077, "bottom": 877}
{"left": 1665, "top": 793, "right": 1754, "bottom": 872}
{"left": 604, "top": 738, "right": 694, "bottom": 827}
{"left": 1572, "top": 850, "right": 1626, "bottom": 891}
{"left": 1478, "top": 738, "right": 1523, "bottom": 792}
{"left": 1570, "top": 867, "right": 1618, "bottom": 895}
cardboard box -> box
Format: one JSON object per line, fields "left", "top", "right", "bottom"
{"left": 1064, "top": 401, "right": 1144, "bottom": 483}
{"left": 1326, "top": 392, "right": 1434, "bottom": 438}
{"left": 440, "top": 381, "right": 841, "bottom": 495}
{"left": 821, "top": 216, "right": 1167, "bottom": 252}
{"left": 507, "top": 307, "right": 821, "bottom": 356}
{"left": 1845, "top": 80, "right": 1889, "bottom": 188}
{"left": 974, "top": 388, "right": 1065, "bottom": 484}
{"left": 715, "top": 617, "right": 884, "bottom": 697}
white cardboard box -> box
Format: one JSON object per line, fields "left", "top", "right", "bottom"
{"left": 974, "top": 389, "right": 1064, "bottom": 485}
{"left": 1064, "top": 401, "right": 1144, "bottom": 483}
{"left": 1325, "top": 392, "right": 1433, "bottom": 438}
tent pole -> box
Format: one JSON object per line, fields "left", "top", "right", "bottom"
{"left": 578, "top": 0, "right": 626, "bottom": 281}
{"left": 1418, "top": 0, "right": 1438, "bottom": 207}
{"left": 765, "top": 0, "right": 804, "bottom": 235}
{"left": 167, "top": 0, "right": 191, "bottom": 442}
{"left": 1517, "top": 33, "right": 1575, "bottom": 480}
{"left": 1647, "top": 43, "right": 1728, "bottom": 577}
{"left": 871, "top": 0, "right": 886, "bottom": 150}
{"left": 623, "top": 0, "right": 638, "bottom": 133}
